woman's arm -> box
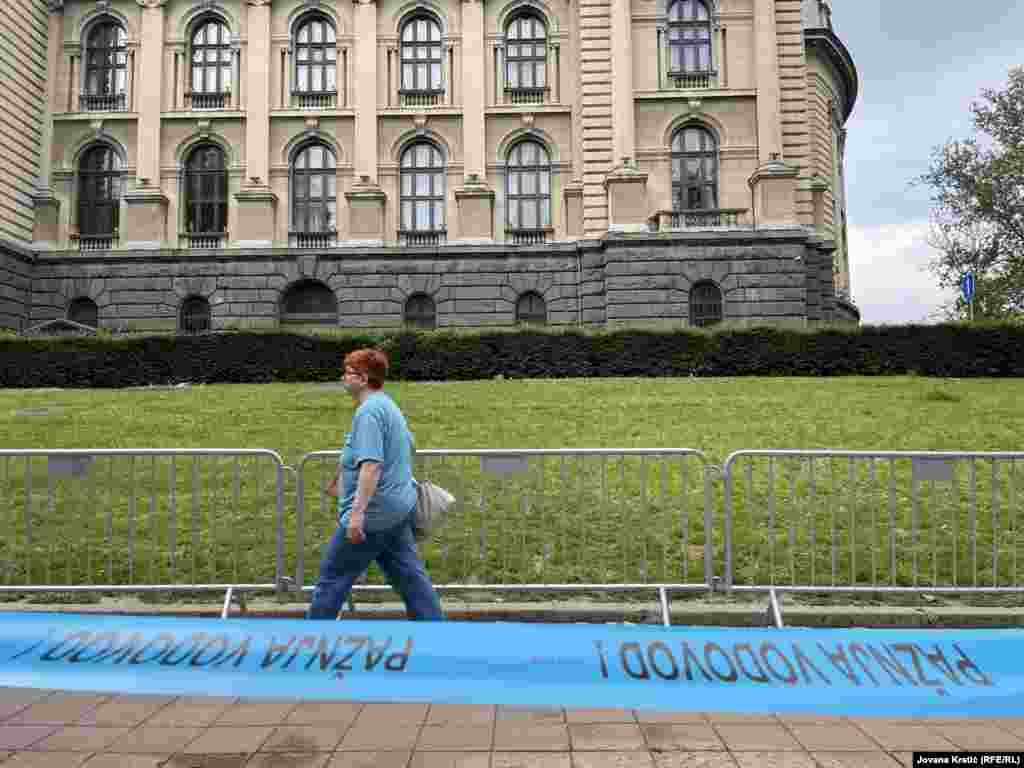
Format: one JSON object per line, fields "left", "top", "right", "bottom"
{"left": 347, "top": 460, "right": 382, "bottom": 543}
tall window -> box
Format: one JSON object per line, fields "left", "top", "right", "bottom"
{"left": 667, "top": 0, "right": 712, "bottom": 74}
{"left": 184, "top": 145, "right": 228, "bottom": 246}
{"left": 690, "top": 281, "right": 722, "bottom": 327}
{"left": 83, "top": 22, "right": 128, "bottom": 111}
{"left": 292, "top": 144, "right": 337, "bottom": 246}
{"left": 506, "top": 141, "right": 551, "bottom": 241}
{"left": 294, "top": 14, "right": 337, "bottom": 107}
{"left": 516, "top": 291, "right": 547, "bottom": 325}
{"left": 404, "top": 294, "right": 436, "bottom": 329}
{"left": 189, "top": 18, "right": 232, "bottom": 109}
{"left": 671, "top": 126, "right": 718, "bottom": 210}
{"left": 399, "top": 142, "right": 446, "bottom": 245}
{"left": 68, "top": 297, "right": 99, "bottom": 328}
{"left": 78, "top": 145, "right": 121, "bottom": 245}
{"left": 400, "top": 15, "right": 443, "bottom": 102}
{"left": 505, "top": 14, "right": 546, "bottom": 102}
{"left": 180, "top": 296, "right": 211, "bottom": 334}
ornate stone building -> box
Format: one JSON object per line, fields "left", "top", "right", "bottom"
{"left": 0, "top": 0, "right": 858, "bottom": 333}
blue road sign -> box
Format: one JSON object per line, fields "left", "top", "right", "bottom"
{"left": 962, "top": 273, "right": 975, "bottom": 302}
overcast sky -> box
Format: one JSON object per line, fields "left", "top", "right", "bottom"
{"left": 830, "top": 0, "right": 1024, "bottom": 325}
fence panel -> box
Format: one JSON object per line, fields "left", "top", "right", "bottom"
{"left": 0, "top": 449, "right": 287, "bottom": 592}
{"left": 722, "top": 450, "right": 1024, "bottom": 594}
{"left": 293, "top": 449, "right": 714, "bottom": 596}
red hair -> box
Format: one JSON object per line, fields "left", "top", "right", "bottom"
{"left": 344, "top": 348, "right": 389, "bottom": 390}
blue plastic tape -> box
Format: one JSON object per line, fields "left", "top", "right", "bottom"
{"left": 1, "top": 613, "right": 1020, "bottom": 717}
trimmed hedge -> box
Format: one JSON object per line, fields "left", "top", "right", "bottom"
{"left": 1, "top": 322, "right": 1023, "bottom": 388}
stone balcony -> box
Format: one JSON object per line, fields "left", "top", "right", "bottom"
{"left": 647, "top": 208, "right": 750, "bottom": 232}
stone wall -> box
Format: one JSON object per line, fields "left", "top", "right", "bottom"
{"left": 29, "top": 244, "right": 583, "bottom": 332}
{"left": 21, "top": 230, "right": 848, "bottom": 332}
{"left": 0, "top": 241, "right": 34, "bottom": 331}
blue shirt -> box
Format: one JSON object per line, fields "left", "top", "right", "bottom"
{"left": 338, "top": 392, "right": 417, "bottom": 533}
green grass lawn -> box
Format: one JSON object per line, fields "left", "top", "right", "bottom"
{"left": 0, "top": 376, "right": 1022, "bottom": 601}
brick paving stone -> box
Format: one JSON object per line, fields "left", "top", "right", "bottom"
{"left": 730, "top": 752, "right": 818, "bottom": 768}
{"left": 144, "top": 697, "right": 238, "bottom": 727}
{"left": 325, "top": 751, "right": 413, "bottom": 768}
{"left": 809, "top": 752, "right": 902, "bottom": 767}
{"left": 786, "top": 723, "right": 880, "bottom": 751}
{"left": 2, "top": 752, "right": 93, "bottom": 767}
{"left": 75, "top": 695, "right": 176, "bottom": 726}
{"left": 6, "top": 694, "right": 110, "bottom": 725}
{"left": 259, "top": 725, "right": 348, "bottom": 753}
{"left": 565, "top": 710, "right": 638, "bottom": 724}
{"left": 640, "top": 724, "right": 725, "bottom": 751}
{"left": 214, "top": 702, "right": 298, "bottom": 726}
{"left": 704, "top": 714, "right": 779, "bottom": 725}
{"left": 932, "top": 724, "right": 1024, "bottom": 751}
{"left": 160, "top": 755, "right": 250, "bottom": 768}
{"left": 80, "top": 755, "right": 172, "bottom": 768}
{"left": 634, "top": 712, "right": 707, "bottom": 724}
{"left": 415, "top": 723, "right": 493, "bottom": 751}
{"left": 496, "top": 706, "right": 566, "bottom": 724}
{"left": 245, "top": 753, "right": 333, "bottom": 768}
{"left": 651, "top": 753, "right": 739, "bottom": 768}
{"left": 849, "top": 722, "right": 957, "bottom": 752}
{"left": 0, "top": 692, "right": 52, "bottom": 723}
{"left": 354, "top": 703, "right": 428, "bottom": 725}
{"left": 0, "top": 727, "right": 60, "bottom": 751}
{"left": 337, "top": 719, "right": 421, "bottom": 751}
{"left": 491, "top": 753, "right": 572, "bottom": 768}
{"left": 283, "top": 702, "right": 363, "bottom": 728}
{"left": 107, "top": 726, "right": 205, "bottom": 754}
{"left": 182, "top": 726, "right": 276, "bottom": 754}
{"left": 425, "top": 705, "right": 496, "bottom": 726}
{"left": 493, "top": 722, "right": 570, "bottom": 751}
{"left": 712, "top": 725, "right": 803, "bottom": 752}
{"left": 407, "top": 752, "right": 491, "bottom": 768}
{"left": 30, "top": 726, "right": 132, "bottom": 752}
{"left": 570, "top": 724, "right": 647, "bottom": 751}
{"left": 571, "top": 752, "right": 656, "bottom": 768}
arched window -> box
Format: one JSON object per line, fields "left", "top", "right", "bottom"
{"left": 667, "top": 0, "right": 712, "bottom": 82}
{"left": 294, "top": 14, "right": 337, "bottom": 108}
{"left": 400, "top": 14, "right": 443, "bottom": 106}
{"left": 516, "top": 291, "right": 547, "bottom": 325}
{"left": 404, "top": 293, "right": 436, "bottom": 330}
{"left": 291, "top": 144, "right": 337, "bottom": 247}
{"left": 671, "top": 125, "right": 718, "bottom": 212}
{"left": 67, "top": 297, "right": 99, "bottom": 328}
{"left": 179, "top": 296, "right": 211, "bottom": 334}
{"left": 189, "top": 18, "right": 232, "bottom": 109}
{"left": 399, "top": 142, "right": 446, "bottom": 246}
{"left": 689, "top": 281, "right": 722, "bottom": 327}
{"left": 281, "top": 280, "right": 338, "bottom": 325}
{"left": 505, "top": 14, "right": 547, "bottom": 104}
{"left": 78, "top": 144, "right": 122, "bottom": 249}
{"left": 506, "top": 141, "right": 551, "bottom": 244}
{"left": 83, "top": 21, "right": 128, "bottom": 111}
{"left": 183, "top": 145, "right": 228, "bottom": 248}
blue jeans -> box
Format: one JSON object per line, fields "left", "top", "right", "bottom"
{"left": 306, "top": 515, "right": 445, "bottom": 621}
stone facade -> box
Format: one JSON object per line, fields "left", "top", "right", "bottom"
{"left": 0, "top": 0, "right": 861, "bottom": 333}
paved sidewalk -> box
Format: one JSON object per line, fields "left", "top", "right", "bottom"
{"left": 1, "top": 688, "right": 1022, "bottom": 767}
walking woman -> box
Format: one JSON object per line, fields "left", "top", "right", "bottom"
{"left": 307, "top": 348, "right": 445, "bottom": 620}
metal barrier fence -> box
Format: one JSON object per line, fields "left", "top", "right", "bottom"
{"left": 722, "top": 450, "right": 1024, "bottom": 596}
{"left": 6, "top": 446, "right": 1024, "bottom": 624}
{"left": 0, "top": 449, "right": 289, "bottom": 615}
{"left": 294, "top": 449, "right": 714, "bottom": 623}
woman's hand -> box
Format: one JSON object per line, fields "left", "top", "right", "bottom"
{"left": 347, "top": 512, "right": 366, "bottom": 544}
{"left": 325, "top": 475, "right": 339, "bottom": 498}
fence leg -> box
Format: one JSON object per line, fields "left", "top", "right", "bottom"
{"left": 658, "top": 587, "right": 671, "bottom": 627}
{"left": 765, "top": 588, "right": 784, "bottom": 629}
{"left": 221, "top": 586, "right": 235, "bottom": 619}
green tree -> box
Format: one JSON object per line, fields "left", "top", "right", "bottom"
{"left": 919, "top": 67, "right": 1024, "bottom": 323}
